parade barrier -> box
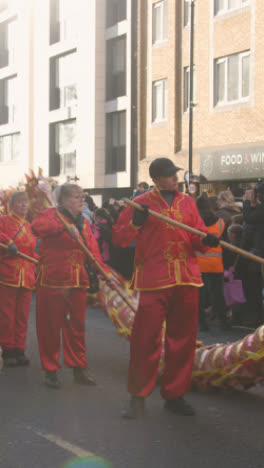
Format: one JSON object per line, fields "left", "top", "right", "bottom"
{"left": 0, "top": 242, "right": 38, "bottom": 264}
{"left": 123, "top": 198, "right": 264, "bottom": 266}
{"left": 55, "top": 210, "right": 137, "bottom": 313}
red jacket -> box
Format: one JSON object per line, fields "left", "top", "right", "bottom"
{"left": 32, "top": 208, "right": 107, "bottom": 289}
{"left": 0, "top": 213, "right": 37, "bottom": 289}
{"left": 112, "top": 187, "right": 208, "bottom": 291}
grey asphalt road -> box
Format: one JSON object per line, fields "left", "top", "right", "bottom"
{"left": 1, "top": 295, "right": 264, "bottom": 468}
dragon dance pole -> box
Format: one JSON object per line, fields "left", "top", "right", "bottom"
{"left": 0, "top": 242, "right": 38, "bottom": 264}
{"left": 123, "top": 198, "right": 264, "bottom": 266}
{"left": 55, "top": 210, "right": 137, "bottom": 313}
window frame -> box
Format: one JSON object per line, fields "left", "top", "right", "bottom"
{"left": 105, "top": 110, "right": 127, "bottom": 174}
{"left": 0, "top": 132, "right": 20, "bottom": 163}
{"left": 214, "top": 51, "right": 250, "bottom": 106}
{"left": 184, "top": 0, "right": 190, "bottom": 27}
{"left": 152, "top": 78, "right": 168, "bottom": 123}
{"left": 152, "top": 0, "right": 168, "bottom": 45}
{"left": 214, "top": 0, "right": 250, "bottom": 16}
{"left": 106, "top": 35, "right": 127, "bottom": 101}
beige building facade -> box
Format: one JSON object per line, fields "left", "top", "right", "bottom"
{"left": 137, "top": 0, "right": 264, "bottom": 192}
{"left": 0, "top": 0, "right": 136, "bottom": 199}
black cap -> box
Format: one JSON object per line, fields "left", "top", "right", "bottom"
{"left": 149, "top": 158, "right": 182, "bottom": 178}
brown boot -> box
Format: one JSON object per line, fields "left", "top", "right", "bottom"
{"left": 122, "top": 396, "right": 145, "bottom": 419}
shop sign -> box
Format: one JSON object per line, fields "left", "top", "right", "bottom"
{"left": 200, "top": 146, "right": 264, "bottom": 181}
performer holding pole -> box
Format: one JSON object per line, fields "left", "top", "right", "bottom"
{"left": 32, "top": 183, "right": 109, "bottom": 389}
{"left": 0, "top": 191, "right": 37, "bottom": 367}
{"left": 112, "top": 158, "right": 219, "bottom": 418}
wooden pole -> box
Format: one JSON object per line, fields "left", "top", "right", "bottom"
{"left": 0, "top": 242, "right": 38, "bottom": 264}
{"left": 123, "top": 198, "right": 264, "bottom": 266}
{"left": 55, "top": 210, "right": 137, "bottom": 313}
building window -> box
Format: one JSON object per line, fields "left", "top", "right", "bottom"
{"left": 0, "top": 132, "right": 20, "bottom": 162}
{"left": 49, "top": 119, "right": 76, "bottom": 176}
{"left": 184, "top": 0, "right": 190, "bottom": 26}
{"left": 106, "top": 0, "right": 127, "bottom": 28}
{"left": 214, "top": 51, "right": 250, "bottom": 106}
{"left": 50, "top": 0, "right": 78, "bottom": 45}
{"left": 0, "top": 19, "right": 17, "bottom": 69}
{"left": 106, "top": 111, "right": 126, "bottom": 174}
{"left": 0, "top": 1, "right": 8, "bottom": 12}
{"left": 106, "top": 35, "right": 126, "bottom": 101}
{"left": 214, "top": 0, "right": 249, "bottom": 15}
{"left": 152, "top": 79, "right": 168, "bottom": 123}
{"left": 50, "top": 51, "right": 77, "bottom": 111}
{"left": 183, "top": 66, "right": 196, "bottom": 112}
{"left": 0, "top": 75, "right": 19, "bottom": 125}
{"left": 152, "top": 0, "right": 168, "bottom": 44}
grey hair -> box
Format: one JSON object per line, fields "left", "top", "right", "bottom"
{"left": 9, "top": 191, "right": 28, "bottom": 208}
{"left": 57, "top": 184, "right": 82, "bottom": 204}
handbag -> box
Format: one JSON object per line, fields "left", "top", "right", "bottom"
{"left": 223, "top": 258, "right": 246, "bottom": 307}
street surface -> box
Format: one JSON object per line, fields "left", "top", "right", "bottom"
{"left": 1, "top": 295, "right": 264, "bottom": 468}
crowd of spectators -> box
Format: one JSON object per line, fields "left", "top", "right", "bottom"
{"left": 197, "top": 184, "right": 264, "bottom": 330}
{"left": 82, "top": 181, "right": 264, "bottom": 332}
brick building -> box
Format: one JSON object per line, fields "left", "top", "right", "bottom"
{"left": 137, "top": 0, "right": 264, "bottom": 194}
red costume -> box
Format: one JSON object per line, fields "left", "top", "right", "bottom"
{"left": 0, "top": 213, "right": 36, "bottom": 352}
{"left": 112, "top": 187, "right": 208, "bottom": 399}
{"left": 32, "top": 207, "right": 108, "bottom": 372}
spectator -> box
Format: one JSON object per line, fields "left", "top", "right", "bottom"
{"left": 216, "top": 190, "right": 242, "bottom": 239}
{"left": 196, "top": 192, "right": 228, "bottom": 330}
{"left": 208, "top": 195, "right": 218, "bottom": 213}
{"left": 131, "top": 182, "right": 150, "bottom": 199}
{"left": 231, "top": 213, "right": 244, "bottom": 225}
{"left": 82, "top": 194, "right": 96, "bottom": 224}
{"left": 223, "top": 224, "right": 246, "bottom": 325}
{"left": 91, "top": 208, "right": 112, "bottom": 264}
{"left": 235, "top": 184, "right": 264, "bottom": 327}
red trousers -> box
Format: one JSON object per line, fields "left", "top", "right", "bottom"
{"left": 36, "top": 286, "right": 88, "bottom": 371}
{"left": 0, "top": 284, "right": 32, "bottom": 351}
{"left": 128, "top": 286, "right": 199, "bottom": 400}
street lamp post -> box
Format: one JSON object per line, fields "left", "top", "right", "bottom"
{"left": 188, "top": 0, "right": 195, "bottom": 179}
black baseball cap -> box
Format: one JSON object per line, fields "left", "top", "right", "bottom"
{"left": 149, "top": 158, "right": 182, "bottom": 178}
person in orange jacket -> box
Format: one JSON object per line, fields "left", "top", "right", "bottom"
{"left": 112, "top": 158, "right": 219, "bottom": 418}
{"left": 196, "top": 193, "right": 227, "bottom": 331}
{"left": 32, "top": 183, "right": 109, "bottom": 389}
{"left": 0, "top": 191, "right": 37, "bottom": 367}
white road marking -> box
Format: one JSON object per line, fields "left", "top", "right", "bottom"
{"left": 34, "top": 429, "right": 94, "bottom": 458}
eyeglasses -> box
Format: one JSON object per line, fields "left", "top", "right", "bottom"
{"left": 72, "top": 195, "right": 85, "bottom": 201}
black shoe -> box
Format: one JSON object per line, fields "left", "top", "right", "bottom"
{"left": 122, "top": 396, "right": 145, "bottom": 419}
{"left": 73, "top": 368, "right": 96, "bottom": 386}
{"left": 15, "top": 349, "right": 30, "bottom": 366}
{"left": 3, "top": 349, "right": 17, "bottom": 367}
{"left": 44, "top": 370, "right": 60, "bottom": 389}
{"left": 164, "top": 396, "right": 195, "bottom": 416}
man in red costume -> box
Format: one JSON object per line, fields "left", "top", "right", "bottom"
{"left": 32, "top": 184, "right": 109, "bottom": 388}
{"left": 0, "top": 191, "right": 37, "bottom": 367}
{"left": 112, "top": 158, "right": 219, "bottom": 417}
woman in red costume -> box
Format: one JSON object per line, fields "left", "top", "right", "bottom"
{"left": 113, "top": 158, "right": 220, "bottom": 418}
{"left": 32, "top": 184, "right": 109, "bottom": 389}
{"left": 0, "top": 191, "right": 36, "bottom": 367}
